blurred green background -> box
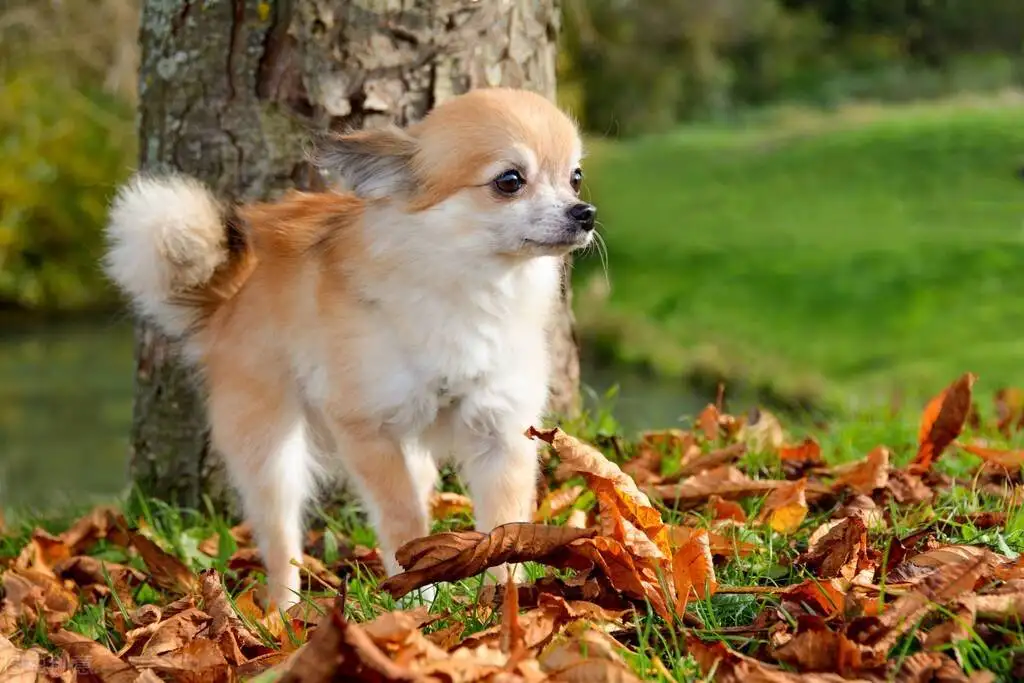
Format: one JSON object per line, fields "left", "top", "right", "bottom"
{"left": 2, "top": 0, "right": 1024, "bottom": 506}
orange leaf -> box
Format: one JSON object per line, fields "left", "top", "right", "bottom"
{"left": 707, "top": 495, "right": 747, "bottom": 523}
{"left": 756, "top": 478, "right": 808, "bottom": 534}
{"left": 696, "top": 404, "right": 721, "bottom": 441}
{"left": 672, "top": 530, "right": 717, "bottom": 617}
{"left": 910, "top": 372, "right": 976, "bottom": 473}
{"left": 958, "top": 441, "right": 1024, "bottom": 470}
{"left": 779, "top": 437, "right": 822, "bottom": 465}
{"left": 429, "top": 491, "right": 474, "bottom": 520}
{"left": 534, "top": 484, "right": 585, "bottom": 522}
{"left": 831, "top": 447, "right": 890, "bottom": 495}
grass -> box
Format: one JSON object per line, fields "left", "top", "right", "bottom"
{"left": 5, "top": 385, "right": 1024, "bottom": 680}
{"left": 574, "top": 93, "right": 1024, "bottom": 413}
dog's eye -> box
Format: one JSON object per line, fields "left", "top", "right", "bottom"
{"left": 570, "top": 168, "right": 583, "bottom": 193}
{"left": 493, "top": 169, "right": 525, "bottom": 195}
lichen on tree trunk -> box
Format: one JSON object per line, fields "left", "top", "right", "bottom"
{"left": 132, "top": 0, "right": 578, "bottom": 511}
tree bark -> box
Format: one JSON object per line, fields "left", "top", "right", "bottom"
{"left": 131, "top": 0, "right": 579, "bottom": 511}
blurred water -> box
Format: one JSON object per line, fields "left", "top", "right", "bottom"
{"left": 0, "top": 317, "right": 711, "bottom": 510}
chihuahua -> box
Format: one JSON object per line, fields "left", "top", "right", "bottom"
{"left": 103, "top": 87, "right": 596, "bottom": 611}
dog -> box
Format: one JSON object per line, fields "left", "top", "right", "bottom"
{"left": 102, "top": 87, "right": 596, "bottom": 611}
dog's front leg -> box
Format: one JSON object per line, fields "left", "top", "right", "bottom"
{"left": 453, "top": 415, "right": 540, "bottom": 585}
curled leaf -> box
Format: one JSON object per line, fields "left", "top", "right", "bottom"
{"left": 910, "top": 372, "right": 976, "bottom": 473}
{"left": 380, "top": 523, "right": 597, "bottom": 599}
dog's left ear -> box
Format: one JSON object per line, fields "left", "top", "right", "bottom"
{"left": 309, "top": 126, "right": 418, "bottom": 199}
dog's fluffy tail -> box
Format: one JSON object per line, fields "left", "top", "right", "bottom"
{"left": 103, "top": 173, "right": 250, "bottom": 341}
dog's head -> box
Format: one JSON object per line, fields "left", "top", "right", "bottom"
{"left": 312, "top": 88, "right": 595, "bottom": 258}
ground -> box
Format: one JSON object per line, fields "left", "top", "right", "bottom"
{"left": 575, "top": 93, "right": 1024, "bottom": 412}
{"left": 3, "top": 374, "right": 1024, "bottom": 681}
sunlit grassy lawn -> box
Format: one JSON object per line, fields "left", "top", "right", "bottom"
{"left": 575, "top": 95, "right": 1024, "bottom": 412}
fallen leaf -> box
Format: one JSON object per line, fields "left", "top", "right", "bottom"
{"left": 687, "top": 634, "right": 870, "bottom": 682}
{"left": 772, "top": 617, "right": 863, "bottom": 674}
{"left": 697, "top": 404, "right": 722, "bottom": 441}
{"left": 200, "top": 569, "right": 269, "bottom": 663}
{"left": 651, "top": 466, "right": 789, "bottom": 509}
{"left": 886, "top": 544, "right": 999, "bottom": 584}
{"left": 849, "top": 553, "right": 992, "bottom": 662}
{"left": 707, "top": 494, "right": 747, "bottom": 523}
{"left": 910, "top": 372, "right": 976, "bottom": 473}
{"left": 994, "top": 387, "right": 1024, "bottom": 437}
{"left": 58, "top": 506, "right": 127, "bottom": 555}
{"left": 535, "top": 484, "right": 585, "bottom": 521}
{"left": 740, "top": 409, "right": 786, "bottom": 454}
{"left": 50, "top": 628, "right": 140, "bottom": 683}
{"left": 670, "top": 442, "right": 747, "bottom": 480}
{"left": 672, "top": 529, "right": 717, "bottom": 616}
{"left": 429, "top": 491, "right": 474, "bottom": 520}
{"left": 756, "top": 478, "right": 808, "bottom": 534}
{"left": 670, "top": 525, "right": 758, "bottom": 558}
{"left": 779, "top": 437, "right": 823, "bottom": 465}
{"left": 528, "top": 427, "right": 652, "bottom": 508}
{"left": 958, "top": 441, "right": 1024, "bottom": 470}
{"left": 539, "top": 621, "right": 640, "bottom": 682}
{"left": 277, "top": 595, "right": 411, "bottom": 682}
{"left": 0, "top": 568, "right": 79, "bottom": 633}
{"left": 797, "top": 517, "right": 870, "bottom": 581}
{"left": 781, "top": 579, "right": 848, "bottom": 617}
{"left": 0, "top": 636, "right": 41, "bottom": 683}
{"left": 831, "top": 447, "right": 890, "bottom": 495}
{"left": 127, "top": 530, "right": 200, "bottom": 595}
{"left": 129, "top": 638, "right": 231, "bottom": 683}
{"left": 380, "top": 523, "right": 597, "bottom": 599}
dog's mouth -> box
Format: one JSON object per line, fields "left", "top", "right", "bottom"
{"left": 522, "top": 232, "right": 592, "bottom": 253}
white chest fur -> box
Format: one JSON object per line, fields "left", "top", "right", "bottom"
{"left": 351, "top": 255, "right": 561, "bottom": 436}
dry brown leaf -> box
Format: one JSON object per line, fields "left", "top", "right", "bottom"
{"left": 429, "top": 491, "right": 474, "bottom": 520}
{"left": 781, "top": 579, "right": 848, "bottom": 617}
{"left": 757, "top": 478, "right": 809, "bottom": 534}
{"left": 671, "top": 442, "right": 747, "bottom": 480}
{"left": 672, "top": 529, "right": 717, "bottom": 616}
{"left": 13, "top": 529, "right": 71, "bottom": 574}
{"left": 910, "top": 372, "right": 976, "bottom": 473}
{"left": 892, "top": 651, "right": 982, "bottom": 683}
{"left": 58, "top": 506, "right": 127, "bottom": 555}
{"left": 427, "top": 622, "right": 466, "bottom": 651}
{"left": 200, "top": 569, "right": 269, "bottom": 662}
{"left": 50, "top": 628, "right": 140, "bottom": 683}
{"left": 958, "top": 441, "right": 1024, "bottom": 470}
{"left": 534, "top": 484, "right": 585, "bottom": 521}
{"left": 278, "top": 596, "right": 411, "bottom": 683}
{"left": 539, "top": 621, "right": 639, "bottom": 682}
{"left": 651, "top": 466, "right": 788, "bottom": 509}
{"left": 797, "top": 517, "right": 870, "bottom": 581}
{"left": 831, "top": 447, "right": 890, "bottom": 495}
{"left": 670, "top": 525, "right": 758, "bottom": 558}
{"left": 129, "top": 638, "right": 231, "bottom": 683}
{"left": 589, "top": 477, "right": 671, "bottom": 559}
{"left": 127, "top": 530, "right": 199, "bottom": 595}
{"left": 887, "top": 544, "right": 1000, "bottom": 584}
{"left": 568, "top": 535, "right": 674, "bottom": 621}
{"left": 500, "top": 576, "right": 526, "bottom": 663}
{"left": 687, "top": 634, "right": 874, "bottom": 682}
{"left": 849, "top": 553, "right": 992, "bottom": 661}
{"left": 0, "top": 568, "right": 79, "bottom": 633}
{"left": 772, "top": 617, "right": 863, "bottom": 674}
{"left": 528, "top": 427, "right": 651, "bottom": 508}
{"left": 0, "top": 636, "right": 41, "bottom": 683}
{"left": 380, "top": 523, "right": 597, "bottom": 599}
{"left": 885, "top": 469, "right": 934, "bottom": 505}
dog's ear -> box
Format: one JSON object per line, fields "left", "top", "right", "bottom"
{"left": 309, "top": 126, "right": 418, "bottom": 199}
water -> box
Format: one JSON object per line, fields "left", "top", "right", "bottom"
{"left": 0, "top": 316, "right": 711, "bottom": 509}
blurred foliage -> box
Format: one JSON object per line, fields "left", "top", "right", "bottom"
{"left": 559, "top": 0, "right": 1024, "bottom": 136}
{"left": 0, "top": 0, "right": 137, "bottom": 311}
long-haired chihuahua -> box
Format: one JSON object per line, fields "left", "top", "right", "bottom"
{"left": 103, "top": 87, "right": 596, "bottom": 610}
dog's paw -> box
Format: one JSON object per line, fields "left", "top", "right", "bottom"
{"left": 395, "top": 583, "right": 438, "bottom": 610}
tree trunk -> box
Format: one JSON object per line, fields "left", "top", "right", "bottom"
{"left": 131, "top": 0, "right": 579, "bottom": 511}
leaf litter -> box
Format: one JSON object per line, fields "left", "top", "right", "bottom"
{"left": 3, "top": 373, "right": 1024, "bottom": 680}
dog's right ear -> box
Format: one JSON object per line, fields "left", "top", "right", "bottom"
{"left": 309, "top": 126, "right": 418, "bottom": 200}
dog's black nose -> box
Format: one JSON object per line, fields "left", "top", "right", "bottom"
{"left": 568, "top": 202, "right": 596, "bottom": 231}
